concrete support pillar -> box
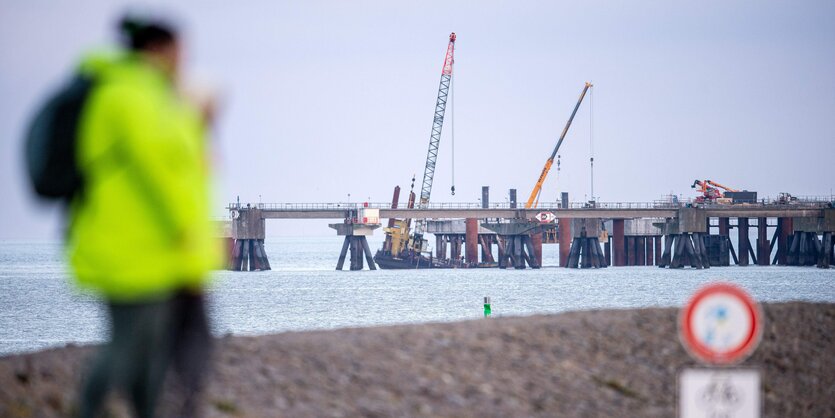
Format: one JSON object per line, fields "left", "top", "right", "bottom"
{"left": 719, "top": 217, "right": 730, "bottom": 236}
{"left": 492, "top": 233, "right": 539, "bottom": 269}
{"left": 441, "top": 236, "right": 449, "bottom": 260}
{"left": 450, "top": 235, "right": 462, "bottom": 261}
{"left": 645, "top": 237, "right": 654, "bottom": 266}
{"left": 757, "top": 217, "right": 769, "bottom": 266}
{"left": 436, "top": 235, "right": 445, "bottom": 259}
{"left": 224, "top": 237, "right": 234, "bottom": 269}
{"left": 350, "top": 237, "right": 362, "bottom": 270}
{"left": 558, "top": 218, "right": 571, "bottom": 267}
{"left": 627, "top": 236, "right": 636, "bottom": 266}
{"left": 777, "top": 217, "right": 793, "bottom": 265}
{"left": 230, "top": 208, "right": 270, "bottom": 271}
{"left": 336, "top": 236, "right": 376, "bottom": 271}
{"left": 465, "top": 218, "right": 479, "bottom": 264}
{"left": 738, "top": 218, "right": 749, "bottom": 266}
{"left": 531, "top": 231, "right": 543, "bottom": 267}
{"left": 636, "top": 237, "right": 646, "bottom": 266}
{"left": 497, "top": 237, "right": 507, "bottom": 269}
{"left": 230, "top": 239, "right": 272, "bottom": 271}
{"left": 256, "top": 239, "right": 272, "bottom": 270}
{"left": 654, "top": 236, "right": 662, "bottom": 266}
{"left": 514, "top": 236, "right": 525, "bottom": 269}
{"left": 604, "top": 241, "right": 611, "bottom": 266}
{"left": 829, "top": 232, "right": 834, "bottom": 267}
{"left": 565, "top": 236, "right": 607, "bottom": 268}
{"left": 612, "top": 219, "right": 625, "bottom": 266}
{"left": 480, "top": 235, "right": 495, "bottom": 263}
{"left": 819, "top": 232, "right": 832, "bottom": 269}
{"left": 670, "top": 235, "right": 685, "bottom": 268}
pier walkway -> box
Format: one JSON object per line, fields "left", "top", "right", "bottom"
{"left": 230, "top": 201, "right": 830, "bottom": 220}
{"left": 222, "top": 199, "right": 834, "bottom": 270}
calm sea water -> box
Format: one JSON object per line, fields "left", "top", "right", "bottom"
{"left": 1, "top": 237, "right": 833, "bottom": 356}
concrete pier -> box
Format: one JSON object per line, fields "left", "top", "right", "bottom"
{"left": 565, "top": 218, "right": 606, "bottom": 268}
{"left": 788, "top": 210, "right": 835, "bottom": 268}
{"left": 427, "top": 219, "right": 496, "bottom": 266}
{"left": 330, "top": 219, "right": 380, "bottom": 271}
{"left": 229, "top": 207, "right": 271, "bottom": 271}
{"left": 482, "top": 221, "right": 540, "bottom": 269}
{"left": 605, "top": 219, "right": 661, "bottom": 266}
{"left": 658, "top": 209, "right": 710, "bottom": 269}
{"left": 227, "top": 199, "right": 832, "bottom": 271}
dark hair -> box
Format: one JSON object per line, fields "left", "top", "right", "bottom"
{"left": 118, "top": 14, "right": 178, "bottom": 51}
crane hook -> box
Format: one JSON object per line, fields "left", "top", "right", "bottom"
{"left": 451, "top": 185, "right": 455, "bottom": 196}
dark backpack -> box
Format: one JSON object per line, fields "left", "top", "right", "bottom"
{"left": 25, "top": 74, "right": 94, "bottom": 202}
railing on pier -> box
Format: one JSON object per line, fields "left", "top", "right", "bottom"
{"left": 228, "top": 201, "right": 685, "bottom": 211}
{"left": 228, "top": 197, "right": 833, "bottom": 212}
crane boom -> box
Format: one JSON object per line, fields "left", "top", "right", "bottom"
{"left": 525, "top": 82, "right": 592, "bottom": 209}
{"left": 412, "top": 33, "right": 456, "bottom": 246}
{"left": 418, "top": 32, "right": 456, "bottom": 208}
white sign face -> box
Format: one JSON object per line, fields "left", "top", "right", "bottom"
{"left": 679, "top": 368, "right": 760, "bottom": 418}
{"left": 690, "top": 293, "right": 753, "bottom": 354}
{"left": 680, "top": 283, "right": 762, "bottom": 364}
{"left": 535, "top": 211, "right": 556, "bottom": 223}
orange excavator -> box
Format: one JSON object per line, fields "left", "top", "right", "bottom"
{"left": 691, "top": 180, "right": 738, "bottom": 204}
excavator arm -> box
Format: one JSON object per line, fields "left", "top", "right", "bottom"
{"left": 692, "top": 179, "right": 739, "bottom": 202}
{"left": 705, "top": 180, "right": 739, "bottom": 193}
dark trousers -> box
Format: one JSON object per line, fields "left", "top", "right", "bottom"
{"left": 168, "top": 291, "right": 212, "bottom": 415}
{"left": 77, "top": 291, "right": 211, "bottom": 418}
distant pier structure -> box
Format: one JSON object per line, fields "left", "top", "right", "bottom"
{"left": 225, "top": 194, "right": 835, "bottom": 271}
{"left": 227, "top": 205, "right": 270, "bottom": 271}
{"left": 329, "top": 208, "right": 381, "bottom": 271}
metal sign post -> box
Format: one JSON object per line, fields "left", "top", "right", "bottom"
{"left": 677, "top": 283, "right": 764, "bottom": 418}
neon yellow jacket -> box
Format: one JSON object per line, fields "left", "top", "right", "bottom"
{"left": 68, "top": 51, "right": 220, "bottom": 302}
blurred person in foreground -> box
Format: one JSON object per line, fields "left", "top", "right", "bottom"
{"left": 68, "top": 12, "right": 220, "bottom": 418}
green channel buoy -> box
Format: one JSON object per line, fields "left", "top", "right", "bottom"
{"left": 484, "top": 296, "right": 491, "bottom": 317}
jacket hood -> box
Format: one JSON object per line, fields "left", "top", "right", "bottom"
{"left": 77, "top": 49, "right": 168, "bottom": 85}
{"left": 77, "top": 49, "right": 127, "bottom": 77}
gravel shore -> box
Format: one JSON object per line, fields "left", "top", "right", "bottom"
{"left": 1, "top": 302, "right": 833, "bottom": 417}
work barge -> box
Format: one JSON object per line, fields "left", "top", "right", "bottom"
{"left": 223, "top": 192, "right": 835, "bottom": 271}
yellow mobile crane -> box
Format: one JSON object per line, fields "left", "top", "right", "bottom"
{"left": 525, "top": 82, "right": 592, "bottom": 209}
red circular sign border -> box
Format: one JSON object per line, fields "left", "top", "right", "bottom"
{"left": 679, "top": 283, "right": 762, "bottom": 365}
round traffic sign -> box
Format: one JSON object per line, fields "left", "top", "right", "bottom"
{"left": 679, "top": 283, "right": 763, "bottom": 365}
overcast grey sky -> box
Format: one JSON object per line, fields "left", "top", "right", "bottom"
{"left": 2, "top": 0, "right": 833, "bottom": 239}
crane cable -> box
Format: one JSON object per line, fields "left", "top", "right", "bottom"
{"left": 450, "top": 72, "right": 456, "bottom": 196}
{"left": 589, "top": 83, "right": 594, "bottom": 203}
